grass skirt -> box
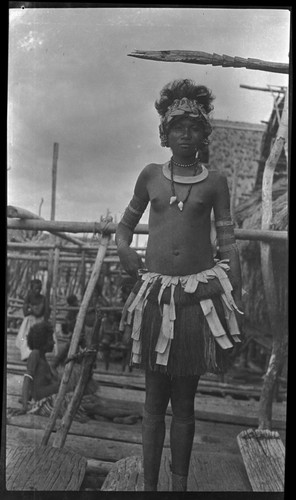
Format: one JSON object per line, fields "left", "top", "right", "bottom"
{"left": 123, "top": 270, "right": 241, "bottom": 377}
{"left": 141, "top": 279, "right": 231, "bottom": 376}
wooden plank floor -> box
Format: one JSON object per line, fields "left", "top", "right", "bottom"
{"left": 5, "top": 369, "right": 286, "bottom": 491}
{"left": 4, "top": 334, "right": 287, "bottom": 491}
{"left": 7, "top": 371, "right": 287, "bottom": 432}
{"left": 101, "top": 451, "right": 252, "bottom": 491}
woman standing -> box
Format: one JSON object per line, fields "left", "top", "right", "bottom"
{"left": 116, "top": 79, "right": 243, "bottom": 491}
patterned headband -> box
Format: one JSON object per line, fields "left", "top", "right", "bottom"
{"left": 159, "top": 97, "right": 212, "bottom": 147}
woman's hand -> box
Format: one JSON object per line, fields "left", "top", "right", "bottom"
{"left": 117, "top": 245, "right": 143, "bottom": 279}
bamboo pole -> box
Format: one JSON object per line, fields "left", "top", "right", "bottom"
{"left": 38, "top": 197, "right": 44, "bottom": 217}
{"left": 7, "top": 218, "right": 148, "bottom": 235}
{"left": 128, "top": 50, "right": 289, "bottom": 74}
{"left": 7, "top": 206, "right": 84, "bottom": 247}
{"left": 52, "top": 311, "right": 103, "bottom": 448}
{"left": 41, "top": 232, "right": 111, "bottom": 446}
{"left": 230, "top": 159, "right": 239, "bottom": 222}
{"left": 258, "top": 90, "right": 289, "bottom": 430}
{"left": 45, "top": 248, "right": 54, "bottom": 321}
{"left": 51, "top": 245, "right": 60, "bottom": 334}
{"left": 80, "top": 250, "right": 86, "bottom": 297}
{"left": 7, "top": 242, "right": 96, "bottom": 252}
{"left": 7, "top": 253, "right": 119, "bottom": 263}
{"left": 51, "top": 143, "right": 59, "bottom": 222}
{"left": 240, "top": 84, "right": 286, "bottom": 93}
{"left": 6, "top": 219, "right": 287, "bottom": 242}
{"left": 7, "top": 242, "right": 146, "bottom": 253}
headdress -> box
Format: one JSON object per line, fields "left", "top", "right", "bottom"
{"left": 159, "top": 97, "right": 213, "bottom": 147}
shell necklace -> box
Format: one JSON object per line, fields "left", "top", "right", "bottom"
{"left": 169, "top": 158, "right": 200, "bottom": 211}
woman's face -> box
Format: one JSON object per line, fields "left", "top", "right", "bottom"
{"left": 31, "top": 282, "right": 42, "bottom": 295}
{"left": 167, "top": 117, "right": 205, "bottom": 157}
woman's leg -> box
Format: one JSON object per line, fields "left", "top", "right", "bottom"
{"left": 170, "top": 375, "right": 199, "bottom": 491}
{"left": 142, "top": 369, "right": 171, "bottom": 491}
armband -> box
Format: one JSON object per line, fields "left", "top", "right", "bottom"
{"left": 120, "top": 194, "right": 148, "bottom": 231}
{"left": 215, "top": 218, "right": 236, "bottom": 252}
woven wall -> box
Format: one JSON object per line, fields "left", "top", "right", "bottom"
{"left": 209, "top": 120, "right": 266, "bottom": 207}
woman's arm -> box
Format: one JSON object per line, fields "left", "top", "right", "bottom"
{"left": 23, "top": 294, "right": 31, "bottom": 316}
{"left": 116, "top": 167, "right": 150, "bottom": 278}
{"left": 19, "top": 351, "right": 39, "bottom": 413}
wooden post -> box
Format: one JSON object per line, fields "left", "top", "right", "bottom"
{"left": 51, "top": 245, "right": 60, "bottom": 354}
{"left": 52, "top": 311, "right": 103, "bottom": 448}
{"left": 45, "top": 248, "right": 54, "bottom": 321}
{"left": 230, "top": 159, "right": 239, "bottom": 223}
{"left": 41, "top": 232, "right": 111, "bottom": 446}
{"left": 80, "top": 250, "right": 86, "bottom": 297}
{"left": 7, "top": 205, "right": 84, "bottom": 246}
{"left": 6, "top": 218, "right": 287, "bottom": 242}
{"left": 51, "top": 143, "right": 59, "bottom": 222}
{"left": 240, "top": 84, "right": 286, "bottom": 94}
{"left": 258, "top": 90, "right": 289, "bottom": 430}
{"left": 38, "top": 197, "right": 44, "bottom": 217}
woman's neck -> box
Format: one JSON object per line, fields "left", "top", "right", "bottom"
{"left": 170, "top": 155, "right": 202, "bottom": 176}
{"left": 171, "top": 154, "right": 197, "bottom": 165}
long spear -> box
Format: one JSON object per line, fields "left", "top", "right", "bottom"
{"left": 128, "top": 50, "right": 289, "bottom": 74}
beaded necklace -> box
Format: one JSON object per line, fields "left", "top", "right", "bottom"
{"left": 169, "top": 159, "right": 200, "bottom": 211}
{"left": 171, "top": 157, "right": 199, "bottom": 169}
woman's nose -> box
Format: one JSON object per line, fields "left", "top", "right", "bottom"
{"left": 182, "top": 128, "right": 191, "bottom": 138}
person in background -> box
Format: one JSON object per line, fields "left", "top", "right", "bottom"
{"left": 9, "top": 320, "right": 142, "bottom": 424}
{"left": 116, "top": 79, "right": 243, "bottom": 491}
{"left": 61, "top": 294, "right": 79, "bottom": 337}
{"left": 15, "top": 279, "right": 47, "bottom": 361}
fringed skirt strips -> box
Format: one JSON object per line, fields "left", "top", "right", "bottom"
{"left": 120, "top": 260, "right": 243, "bottom": 376}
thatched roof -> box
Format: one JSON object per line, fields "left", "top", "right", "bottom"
{"left": 234, "top": 176, "right": 288, "bottom": 334}
{"left": 235, "top": 176, "right": 288, "bottom": 231}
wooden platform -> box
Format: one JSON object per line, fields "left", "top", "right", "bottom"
{"left": 5, "top": 329, "right": 287, "bottom": 491}
{"left": 5, "top": 367, "right": 287, "bottom": 491}
{"left": 6, "top": 445, "right": 87, "bottom": 491}
{"left": 237, "top": 429, "right": 285, "bottom": 492}
{"left": 101, "top": 451, "right": 252, "bottom": 491}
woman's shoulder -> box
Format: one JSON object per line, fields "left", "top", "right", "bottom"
{"left": 207, "top": 167, "right": 227, "bottom": 180}
{"left": 143, "top": 162, "right": 165, "bottom": 173}
{"left": 137, "top": 162, "right": 165, "bottom": 181}
{"left": 27, "top": 349, "right": 41, "bottom": 369}
{"left": 207, "top": 168, "right": 229, "bottom": 186}
{"left": 29, "top": 349, "right": 41, "bottom": 359}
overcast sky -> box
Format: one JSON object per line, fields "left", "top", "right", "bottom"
{"left": 7, "top": 6, "right": 290, "bottom": 226}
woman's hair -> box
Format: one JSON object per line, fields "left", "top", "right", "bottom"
{"left": 155, "top": 79, "right": 215, "bottom": 117}
{"left": 27, "top": 321, "right": 53, "bottom": 350}
{"left": 67, "top": 294, "right": 78, "bottom": 306}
